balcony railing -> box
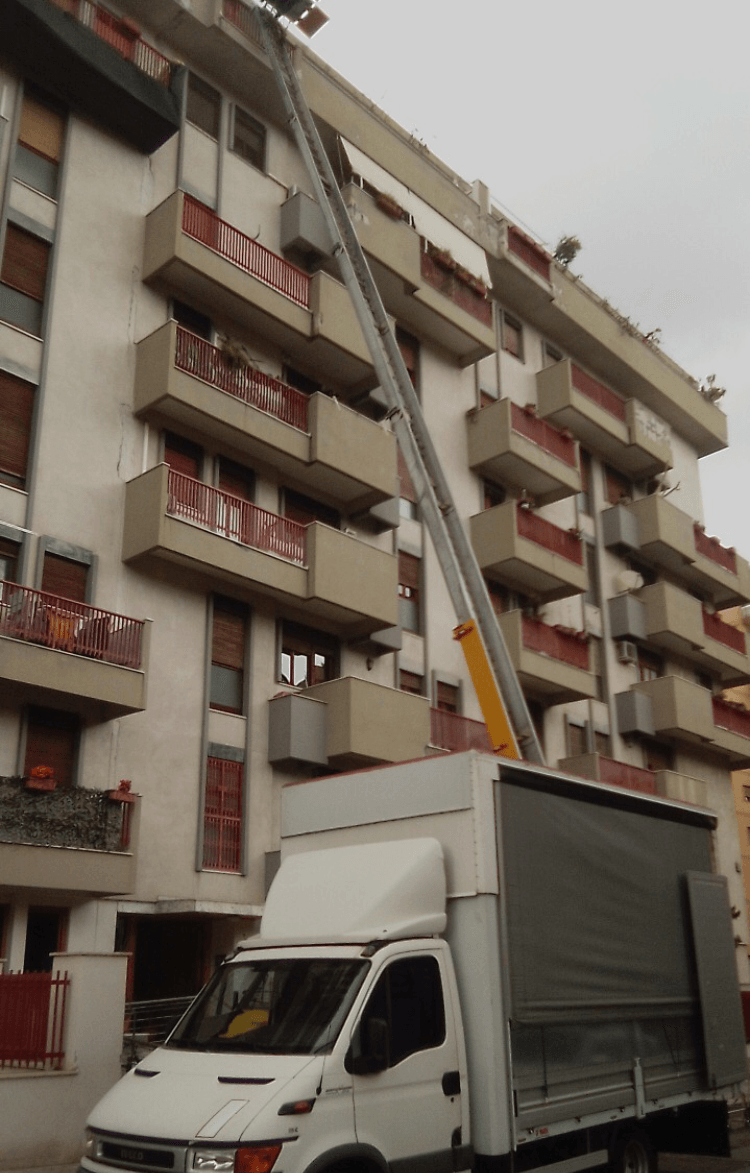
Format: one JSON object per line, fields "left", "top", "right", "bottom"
{"left": 598, "top": 756, "right": 657, "bottom": 795}
{"left": 430, "top": 709, "right": 493, "bottom": 753}
{"left": 694, "top": 525, "right": 737, "bottom": 574}
{"left": 713, "top": 697, "right": 750, "bottom": 739}
{"left": 47, "top": 0, "right": 172, "bottom": 85}
{"left": 175, "top": 327, "right": 309, "bottom": 431}
{"left": 420, "top": 247, "right": 493, "bottom": 327}
{"left": 182, "top": 195, "right": 311, "bottom": 308}
{"left": 520, "top": 615, "right": 589, "bottom": 670}
{"left": 570, "top": 363, "right": 626, "bottom": 423}
{"left": 703, "top": 609, "right": 746, "bottom": 652}
{"left": 507, "top": 226, "right": 551, "bottom": 282}
{"left": 0, "top": 971, "right": 69, "bottom": 1070}
{"left": 0, "top": 581, "right": 144, "bottom": 669}
{"left": 0, "top": 775, "right": 135, "bottom": 852}
{"left": 516, "top": 505, "right": 584, "bottom": 565}
{"left": 222, "top": 0, "right": 263, "bottom": 46}
{"left": 510, "top": 403, "right": 577, "bottom": 467}
{"left": 167, "top": 470, "right": 307, "bottom": 566}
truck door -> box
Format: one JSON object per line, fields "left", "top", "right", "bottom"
{"left": 346, "top": 953, "right": 463, "bottom": 1168}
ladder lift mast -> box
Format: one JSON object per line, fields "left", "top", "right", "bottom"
{"left": 256, "top": 6, "right": 545, "bottom": 765}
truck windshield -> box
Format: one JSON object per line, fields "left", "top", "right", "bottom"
{"left": 165, "top": 957, "right": 369, "bottom": 1055}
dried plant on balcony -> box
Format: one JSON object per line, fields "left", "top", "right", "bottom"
{"left": 219, "top": 335, "right": 258, "bottom": 371}
{"left": 0, "top": 777, "right": 129, "bottom": 851}
{"left": 375, "top": 191, "right": 406, "bottom": 221}
{"left": 699, "top": 374, "right": 726, "bottom": 403}
{"left": 553, "top": 235, "right": 582, "bottom": 267}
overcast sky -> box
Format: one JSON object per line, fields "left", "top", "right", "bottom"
{"left": 307, "top": 0, "right": 748, "bottom": 552}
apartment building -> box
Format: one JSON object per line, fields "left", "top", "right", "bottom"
{"left": 2, "top": 0, "right": 750, "bottom": 999}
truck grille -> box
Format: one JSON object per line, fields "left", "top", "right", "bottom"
{"left": 99, "top": 1139, "right": 180, "bottom": 1171}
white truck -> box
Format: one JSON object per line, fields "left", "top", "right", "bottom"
{"left": 83, "top": 752, "right": 747, "bottom": 1173}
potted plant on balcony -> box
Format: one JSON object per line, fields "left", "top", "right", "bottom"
{"left": 427, "top": 244, "right": 458, "bottom": 273}
{"left": 24, "top": 765, "right": 57, "bottom": 792}
{"left": 375, "top": 191, "right": 405, "bottom": 220}
{"left": 107, "top": 778, "right": 136, "bottom": 804}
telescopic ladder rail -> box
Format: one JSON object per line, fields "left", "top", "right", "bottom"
{"left": 256, "top": 9, "right": 544, "bottom": 764}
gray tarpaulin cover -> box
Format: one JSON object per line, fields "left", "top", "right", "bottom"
{"left": 499, "top": 777, "right": 712, "bottom": 1023}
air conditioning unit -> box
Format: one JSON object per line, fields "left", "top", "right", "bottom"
{"left": 616, "top": 639, "right": 638, "bottom": 665}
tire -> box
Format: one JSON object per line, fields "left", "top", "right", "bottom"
{"left": 608, "top": 1127, "right": 656, "bottom": 1173}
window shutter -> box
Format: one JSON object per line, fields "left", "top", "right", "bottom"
{"left": 1, "top": 225, "right": 50, "bottom": 301}
{"left": 212, "top": 601, "right": 245, "bottom": 669}
{"left": 398, "top": 551, "right": 420, "bottom": 590}
{"left": 218, "top": 461, "right": 254, "bottom": 501}
{"left": 19, "top": 94, "right": 65, "bottom": 162}
{"left": 24, "top": 710, "right": 78, "bottom": 786}
{"left": 436, "top": 682, "right": 459, "bottom": 713}
{"left": 42, "top": 553, "right": 88, "bottom": 602}
{"left": 0, "top": 371, "right": 34, "bottom": 485}
{"left": 164, "top": 433, "right": 202, "bottom": 479}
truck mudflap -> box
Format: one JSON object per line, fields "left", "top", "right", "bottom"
{"left": 646, "top": 1100, "right": 732, "bottom": 1158}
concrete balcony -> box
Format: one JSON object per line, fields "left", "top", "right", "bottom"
{"left": 5, "top": 0, "right": 181, "bottom": 154}
{"left": 143, "top": 191, "right": 376, "bottom": 391}
{"left": 135, "top": 322, "right": 397, "bottom": 513}
{"left": 429, "top": 709, "right": 492, "bottom": 753}
{"left": 122, "top": 465, "right": 397, "bottom": 636}
{"left": 622, "top": 495, "right": 750, "bottom": 607}
{"left": 0, "top": 775, "right": 139, "bottom": 896}
{"left": 340, "top": 184, "right": 495, "bottom": 367}
{"left": 637, "top": 581, "right": 750, "bottom": 685}
{"left": 558, "top": 753, "right": 657, "bottom": 796}
{"left": 268, "top": 678, "right": 429, "bottom": 771}
{"left": 470, "top": 501, "right": 587, "bottom": 603}
{"left": 0, "top": 582, "right": 149, "bottom": 720}
{"left": 617, "top": 675, "right": 750, "bottom": 766}
{"left": 467, "top": 399, "right": 580, "bottom": 505}
{"left": 536, "top": 359, "right": 672, "bottom": 480}
{"left": 497, "top": 610, "right": 597, "bottom": 704}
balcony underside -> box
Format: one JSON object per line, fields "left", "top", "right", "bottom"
{"left": 467, "top": 400, "right": 580, "bottom": 505}
{"left": 471, "top": 504, "right": 587, "bottom": 604}
{"left": 4, "top": 0, "right": 181, "bottom": 154}
{"left": 0, "top": 635, "right": 147, "bottom": 720}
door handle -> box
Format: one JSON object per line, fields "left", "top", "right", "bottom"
{"left": 442, "top": 1070, "right": 461, "bottom": 1096}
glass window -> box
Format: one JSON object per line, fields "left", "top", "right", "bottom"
{"left": 280, "top": 621, "right": 337, "bottom": 687}
{"left": 231, "top": 107, "right": 266, "bottom": 171}
{"left": 355, "top": 956, "right": 445, "bottom": 1068}
{"left": 399, "top": 670, "right": 423, "bottom": 695}
{"left": 0, "top": 370, "right": 35, "bottom": 489}
{"left": 0, "top": 537, "right": 20, "bottom": 582}
{"left": 0, "top": 224, "right": 50, "bottom": 335}
{"left": 15, "top": 89, "right": 65, "bottom": 198}
{"left": 398, "top": 552, "right": 420, "bottom": 633}
{"left": 502, "top": 313, "right": 523, "bottom": 361}
{"left": 186, "top": 73, "right": 220, "bottom": 138}
{"left": 210, "top": 597, "right": 247, "bottom": 713}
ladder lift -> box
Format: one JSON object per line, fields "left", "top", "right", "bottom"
{"left": 255, "top": 4, "right": 544, "bottom": 765}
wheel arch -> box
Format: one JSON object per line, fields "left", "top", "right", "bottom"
{"left": 300, "top": 1143, "right": 388, "bottom": 1173}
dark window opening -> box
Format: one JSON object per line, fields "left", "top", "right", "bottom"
{"left": 187, "top": 73, "right": 220, "bottom": 139}
{"left": 231, "top": 107, "right": 266, "bottom": 171}
{"left": 173, "top": 299, "right": 212, "bottom": 340}
{"left": 483, "top": 480, "right": 506, "bottom": 510}
{"left": 0, "top": 536, "right": 20, "bottom": 581}
{"left": 164, "top": 432, "right": 203, "bottom": 479}
{"left": 24, "top": 706, "right": 79, "bottom": 788}
{"left": 283, "top": 488, "right": 339, "bottom": 529}
{"left": 23, "top": 907, "right": 67, "bottom": 973}
{"left": 357, "top": 956, "right": 445, "bottom": 1068}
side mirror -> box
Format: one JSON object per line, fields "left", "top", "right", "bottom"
{"left": 345, "top": 1016, "right": 388, "bottom": 1075}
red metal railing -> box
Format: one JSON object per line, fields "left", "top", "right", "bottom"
{"left": 713, "top": 697, "right": 750, "bottom": 739}
{"left": 598, "top": 756, "right": 657, "bottom": 795}
{"left": 703, "top": 609, "right": 746, "bottom": 652}
{"left": 430, "top": 709, "right": 493, "bottom": 753}
{"left": 182, "top": 195, "right": 311, "bottom": 309}
{"left": 694, "top": 525, "right": 737, "bottom": 574}
{"left": 507, "top": 226, "right": 551, "bottom": 282}
{"left": 222, "top": 0, "right": 264, "bottom": 46}
{"left": 420, "top": 249, "right": 493, "bottom": 327}
{"left": 570, "top": 364, "right": 627, "bottom": 422}
{"left": 516, "top": 504, "right": 584, "bottom": 565}
{"left": 0, "top": 581, "right": 144, "bottom": 668}
{"left": 175, "top": 328, "right": 309, "bottom": 431}
{"left": 520, "top": 615, "right": 589, "bottom": 670}
{"left": 0, "top": 971, "right": 69, "bottom": 1070}
{"left": 48, "top": 0, "right": 172, "bottom": 85}
{"left": 167, "top": 470, "right": 307, "bottom": 566}
{"left": 510, "top": 402, "right": 577, "bottom": 468}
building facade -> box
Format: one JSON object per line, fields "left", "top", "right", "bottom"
{"left": 2, "top": 0, "right": 750, "bottom": 998}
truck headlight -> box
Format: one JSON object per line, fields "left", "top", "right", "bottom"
{"left": 84, "top": 1130, "right": 103, "bottom": 1160}
{"left": 191, "top": 1147, "right": 281, "bottom": 1173}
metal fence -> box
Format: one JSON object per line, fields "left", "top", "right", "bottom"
{"left": 0, "top": 971, "right": 69, "bottom": 1070}
{"left": 48, "top": 0, "right": 172, "bottom": 85}
{"left": 430, "top": 709, "right": 493, "bottom": 753}
{"left": 516, "top": 504, "right": 584, "bottom": 565}
{"left": 0, "top": 580, "right": 144, "bottom": 668}
{"left": 510, "top": 401, "right": 578, "bottom": 468}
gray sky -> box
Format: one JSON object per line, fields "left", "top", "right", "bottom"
{"left": 309, "top": 0, "right": 748, "bottom": 552}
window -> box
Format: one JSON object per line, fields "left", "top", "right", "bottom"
{"left": 41, "top": 552, "right": 88, "bottom": 602}
{"left": 583, "top": 542, "right": 600, "bottom": 608}
{"left": 502, "top": 313, "right": 523, "bottom": 360}
{"left": 593, "top": 729, "right": 610, "bottom": 757}
{"left": 231, "top": 107, "right": 266, "bottom": 171}
{"left": 0, "top": 535, "right": 20, "bottom": 581}
{"left": 24, "top": 706, "right": 79, "bottom": 788}
{"left": 283, "top": 366, "right": 322, "bottom": 395}
{"left": 173, "top": 299, "right": 212, "bottom": 340}
{"left": 398, "top": 552, "right": 421, "bottom": 633}
{"left": 577, "top": 449, "right": 592, "bottom": 516}
{"left": 397, "top": 328, "right": 419, "bottom": 388}
{"left": 23, "top": 907, "right": 67, "bottom": 973}
{"left": 164, "top": 432, "right": 203, "bottom": 479}
{"left": 544, "top": 342, "right": 563, "bottom": 368}
{"left": 604, "top": 464, "right": 632, "bottom": 506}
{"left": 283, "top": 489, "right": 339, "bottom": 529}
{"left": 637, "top": 647, "right": 663, "bottom": 683}
{"left": 355, "top": 956, "right": 445, "bottom": 1069}
{"left": 0, "top": 223, "right": 51, "bottom": 335}
{"left": 217, "top": 458, "right": 254, "bottom": 502}
{"left": 0, "top": 370, "right": 35, "bottom": 489}
{"left": 15, "top": 89, "right": 65, "bottom": 198}
{"left": 483, "top": 480, "right": 505, "bottom": 511}
{"left": 210, "top": 597, "right": 247, "bottom": 713}
{"left": 280, "top": 621, "right": 337, "bottom": 688}
{"left": 399, "top": 670, "right": 423, "bottom": 695}
{"left": 644, "top": 739, "right": 673, "bottom": 773}
{"left": 566, "top": 720, "right": 587, "bottom": 758}
{"left": 186, "top": 73, "right": 220, "bottom": 138}
{"left": 436, "top": 681, "right": 459, "bottom": 713}
{"left": 203, "top": 756, "right": 243, "bottom": 872}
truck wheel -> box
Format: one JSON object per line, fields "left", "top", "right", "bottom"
{"left": 609, "top": 1128, "right": 656, "bottom": 1173}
